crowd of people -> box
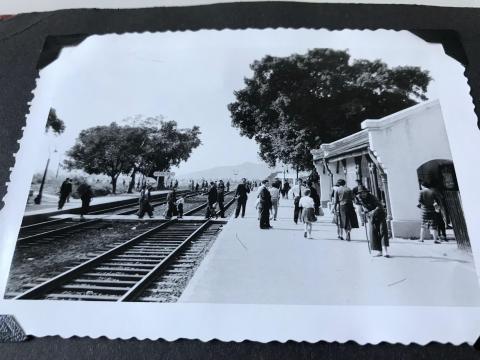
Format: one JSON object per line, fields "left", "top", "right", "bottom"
{"left": 135, "top": 179, "right": 229, "bottom": 220}
{"left": 189, "top": 180, "right": 231, "bottom": 193}
{"left": 230, "top": 177, "right": 323, "bottom": 235}
{"left": 54, "top": 173, "right": 451, "bottom": 257}
{"left": 56, "top": 177, "right": 93, "bottom": 220}
{"left": 228, "top": 175, "right": 391, "bottom": 256}
{"left": 329, "top": 178, "right": 389, "bottom": 257}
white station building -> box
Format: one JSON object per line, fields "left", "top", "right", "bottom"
{"left": 311, "top": 99, "right": 468, "bottom": 243}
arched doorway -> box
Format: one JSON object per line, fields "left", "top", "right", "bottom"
{"left": 417, "top": 159, "right": 470, "bottom": 250}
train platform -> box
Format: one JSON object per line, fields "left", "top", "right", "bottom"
{"left": 180, "top": 196, "right": 480, "bottom": 306}
{"left": 24, "top": 190, "right": 171, "bottom": 216}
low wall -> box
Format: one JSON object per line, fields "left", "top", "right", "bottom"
{"left": 392, "top": 219, "right": 423, "bottom": 239}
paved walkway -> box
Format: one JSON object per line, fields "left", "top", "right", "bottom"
{"left": 180, "top": 196, "right": 480, "bottom": 306}
{"left": 24, "top": 190, "right": 171, "bottom": 216}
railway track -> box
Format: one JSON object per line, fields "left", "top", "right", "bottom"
{"left": 17, "top": 191, "right": 235, "bottom": 242}
{"left": 17, "top": 190, "right": 196, "bottom": 242}
{"left": 13, "top": 197, "right": 236, "bottom": 301}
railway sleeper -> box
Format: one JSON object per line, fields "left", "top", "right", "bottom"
{"left": 73, "top": 279, "right": 137, "bottom": 285}
{"left": 108, "top": 258, "right": 161, "bottom": 263}
{"left": 102, "top": 262, "right": 156, "bottom": 268}
{"left": 83, "top": 272, "right": 144, "bottom": 279}
{"left": 61, "top": 285, "right": 131, "bottom": 293}
{"left": 93, "top": 267, "right": 151, "bottom": 273}
{"left": 45, "top": 294, "right": 119, "bottom": 301}
{"left": 124, "top": 249, "right": 178, "bottom": 253}
{"left": 117, "top": 253, "right": 171, "bottom": 258}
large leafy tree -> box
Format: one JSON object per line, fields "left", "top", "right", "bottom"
{"left": 64, "top": 123, "right": 135, "bottom": 194}
{"left": 45, "top": 108, "right": 65, "bottom": 134}
{"left": 64, "top": 118, "right": 201, "bottom": 193}
{"left": 123, "top": 117, "right": 201, "bottom": 191}
{"left": 228, "top": 49, "right": 431, "bottom": 170}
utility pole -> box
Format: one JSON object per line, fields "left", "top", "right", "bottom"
{"left": 34, "top": 158, "right": 50, "bottom": 205}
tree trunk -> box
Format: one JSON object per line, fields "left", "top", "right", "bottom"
{"left": 157, "top": 176, "right": 165, "bottom": 190}
{"left": 128, "top": 168, "right": 136, "bottom": 193}
{"left": 111, "top": 175, "right": 118, "bottom": 194}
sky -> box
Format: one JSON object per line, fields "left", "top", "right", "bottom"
{"left": 35, "top": 29, "right": 444, "bottom": 176}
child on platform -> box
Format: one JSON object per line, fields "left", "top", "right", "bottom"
{"left": 299, "top": 189, "right": 317, "bottom": 239}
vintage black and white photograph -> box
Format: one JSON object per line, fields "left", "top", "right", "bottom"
{"left": 1, "top": 29, "right": 479, "bottom": 309}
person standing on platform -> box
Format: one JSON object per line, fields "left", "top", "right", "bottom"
{"left": 58, "top": 178, "right": 72, "bottom": 210}
{"left": 307, "top": 181, "right": 321, "bottom": 216}
{"left": 417, "top": 182, "right": 441, "bottom": 243}
{"left": 205, "top": 181, "right": 218, "bottom": 219}
{"left": 165, "top": 188, "right": 177, "bottom": 219}
{"left": 334, "top": 179, "right": 359, "bottom": 241}
{"left": 217, "top": 180, "right": 226, "bottom": 218}
{"left": 434, "top": 199, "right": 447, "bottom": 241}
{"left": 77, "top": 181, "right": 93, "bottom": 221}
{"left": 138, "top": 184, "right": 154, "bottom": 219}
{"left": 258, "top": 179, "right": 272, "bottom": 229}
{"left": 356, "top": 186, "right": 389, "bottom": 257}
{"left": 234, "top": 178, "right": 250, "bottom": 218}
{"left": 176, "top": 196, "right": 185, "bottom": 219}
{"left": 226, "top": 181, "right": 230, "bottom": 192}
{"left": 300, "top": 189, "right": 317, "bottom": 238}
{"left": 290, "top": 179, "right": 306, "bottom": 224}
{"left": 352, "top": 179, "right": 363, "bottom": 226}
{"left": 282, "top": 181, "right": 290, "bottom": 199}
{"left": 66, "top": 178, "right": 73, "bottom": 203}
{"left": 269, "top": 181, "right": 281, "bottom": 221}
{"left": 195, "top": 182, "right": 199, "bottom": 192}
{"left": 330, "top": 180, "right": 341, "bottom": 236}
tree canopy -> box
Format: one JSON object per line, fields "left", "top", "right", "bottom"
{"left": 64, "top": 118, "right": 201, "bottom": 193}
{"left": 228, "top": 49, "right": 432, "bottom": 170}
{"left": 45, "top": 108, "right": 65, "bottom": 135}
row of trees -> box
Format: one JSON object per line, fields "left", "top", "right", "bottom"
{"left": 64, "top": 117, "right": 201, "bottom": 193}
{"left": 229, "top": 48, "right": 432, "bottom": 171}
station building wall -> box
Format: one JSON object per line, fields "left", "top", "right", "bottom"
{"left": 316, "top": 157, "right": 366, "bottom": 207}
{"left": 363, "top": 100, "right": 453, "bottom": 238}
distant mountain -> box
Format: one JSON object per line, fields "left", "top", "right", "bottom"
{"left": 177, "top": 162, "right": 273, "bottom": 180}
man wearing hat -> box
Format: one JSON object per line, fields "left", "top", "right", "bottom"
{"left": 355, "top": 185, "right": 390, "bottom": 257}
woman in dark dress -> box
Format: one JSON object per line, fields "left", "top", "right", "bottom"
{"left": 258, "top": 180, "right": 272, "bottom": 229}
{"left": 334, "top": 179, "right": 359, "bottom": 241}
{"left": 356, "top": 186, "right": 389, "bottom": 257}
{"left": 77, "top": 181, "right": 93, "bottom": 221}
{"left": 164, "top": 188, "right": 177, "bottom": 219}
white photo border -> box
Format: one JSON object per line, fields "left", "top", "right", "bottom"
{"left": 1, "top": 29, "right": 480, "bottom": 344}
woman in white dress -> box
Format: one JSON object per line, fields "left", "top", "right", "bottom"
{"left": 299, "top": 189, "right": 317, "bottom": 238}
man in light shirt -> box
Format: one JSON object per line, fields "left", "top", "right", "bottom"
{"left": 289, "top": 179, "right": 307, "bottom": 224}
{"left": 269, "top": 181, "right": 281, "bottom": 221}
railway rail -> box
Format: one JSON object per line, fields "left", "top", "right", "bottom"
{"left": 14, "top": 197, "right": 236, "bottom": 301}
{"left": 20, "top": 189, "right": 192, "bottom": 227}
{"left": 17, "top": 191, "right": 234, "bottom": 242}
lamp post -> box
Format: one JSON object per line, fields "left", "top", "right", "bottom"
{"left": 34, "top": 148, "right": 57, "bottom": 205}
{"left": 56, "top": 155, "right": 62, "bottom": 178}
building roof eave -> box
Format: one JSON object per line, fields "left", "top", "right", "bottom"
{"left": 311, "top": 129, "right": 369, "bottom": 162}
